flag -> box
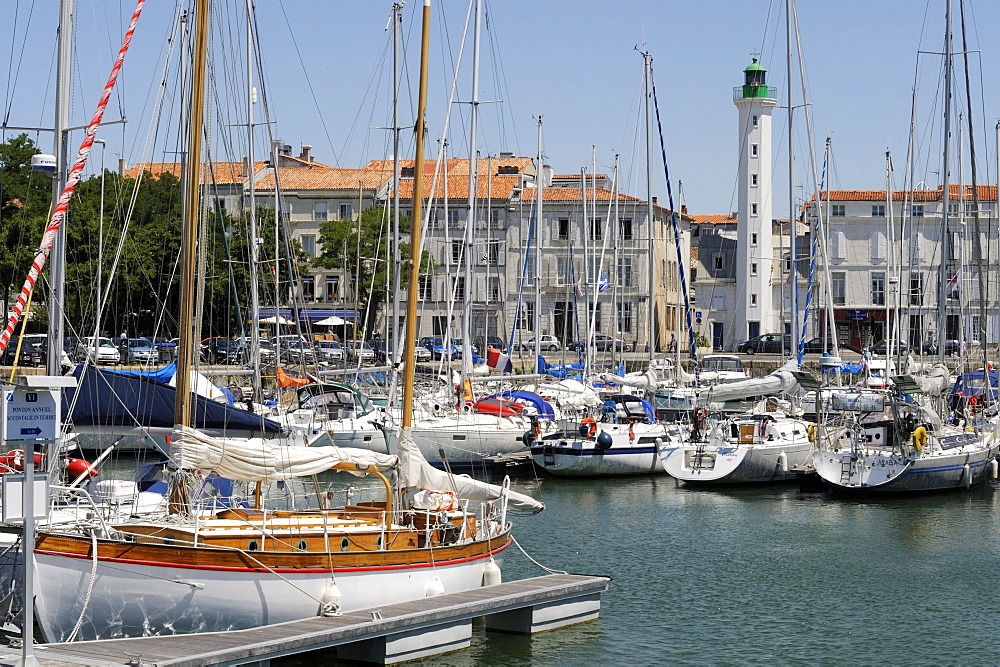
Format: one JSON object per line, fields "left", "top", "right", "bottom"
{"left": 486, "top": 347, "right": 513, "bottom": 373}
{"left": 598, "top": 273, "right": 611, "bottom": 292}
{"left": 947, "top": 271, "right": 960, "bottom": 298}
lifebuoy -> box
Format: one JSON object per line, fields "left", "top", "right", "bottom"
{"left": 807, "top": 424, "right": 817, "bottom": 442}
{"left": 912, "top": 426, "right": 927, "bottom": 451}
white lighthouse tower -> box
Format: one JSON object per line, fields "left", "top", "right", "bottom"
{"left": 732, "top": 57, "right": 777, "bottom": 348}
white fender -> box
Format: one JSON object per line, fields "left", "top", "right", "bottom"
{"left": 482, "top": 557, "right": 502, "bottom": 586}
{"left": 426, "top": 575, "right": 445, "bottom": 597}
{"left": 778, "top": 451, "right": 788, "bottom": 473}
{"left": 963, "top": 463, "right": 972, "bottom": 489}
{"left": 990, "top": 459, "right": 998, "bottom": 480}
{"left": 319, "top": 578, "right": 342, "bottom": 617}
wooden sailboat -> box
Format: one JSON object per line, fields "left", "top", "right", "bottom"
{"left": 32, "top": 0, "right": 542, "bottom": 642}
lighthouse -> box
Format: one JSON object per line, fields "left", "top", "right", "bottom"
{"left": 732, "top": 57, "right": 777, "bottom": 348}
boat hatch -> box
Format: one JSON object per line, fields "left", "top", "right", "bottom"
{"left": 685, "top": 449, "right": 716, "bottom": 470}
{"left": 939, "top": 433, "right": 980, "bottom": 450}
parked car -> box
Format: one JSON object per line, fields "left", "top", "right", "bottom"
{"left": 151, "top": 336, "right": 178, "bottom": 362}
{"left": 370, "top": 340, "right": 432, "bottom": 364}
{"left": 474, "top": 335, "right": 506, "bottom": 354}
{"left": 802, "top": 337, "right": 862, "bottom": 354}
{"left": 420, "top": 336, "right": 460, "bottom": 361}
{"left": 200, "top": 337, "right": 244, "bottom": 365}
{"left": 1, "top": 337, "right": 42, "bottom": 367}
{"left": 118, "top": 337, "right": 159, "bottom": 364}
{"left": 79, "top": 336, "right": 121, "bottom": 365}
{"left": 451, "top": 337, "right": 485, "bottom": 363}
{"left": 569, "top": 335, "right": 631, "bottom": 352}
{"left": 345, "top": 340, "right": 375, "bottom": 364}
{"left": 921, "top": 339, "right": 967, "bottom": 356}
{"left": 315, "top": 339, "right": 345, "bottom": 363}
{"left": 870, "top": 339, "right": 910, "bottom": 355}
{"left": 280, "top": 340, "right": 317, "bottom": 365}
{"left": 517, "top": 335, "right": 562, "bottom": 352}
{"left": 738, "top": 333, "right": 790, "bottom": 355}
{"left": 21, "top": 333, "right": 75, "bottom": 368}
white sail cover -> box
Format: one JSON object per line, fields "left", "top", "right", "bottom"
{"left": 395, "top": 426, "right": 544, "bottom": 513}
{"left": 697, "top": 359, "right": 800, "bottom": 402}
{"left": 598, "top": 368, "right": 658, "bottom": 392}
{"left": 174, "top": 426, "right": 397, "bottom": 482}
{"left": 913, "top": 364, "right": 951, "bottom": 396}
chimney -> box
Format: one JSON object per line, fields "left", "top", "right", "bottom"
{"left": 272, "top": 140, "right": 292, "bottom": 157}
{"left": 118, "top": 158, "right": 127, "bottom": 176}
{"left": 681, "top": 204, "right": 688, "bottom": 215}
{"left": 299, "top": 144, "right": 313, "bottom": 162}
{"left": 499, "top": 151, "right": 515, "bottom": 158}
{"left": 542, "top": 164, "right": 554, "bottom": 188}
{"left": 652, "top": 196, "right": 658, "bottom": 205}
{"left": 242, "top": 157, "right": 251, "bottom": 177}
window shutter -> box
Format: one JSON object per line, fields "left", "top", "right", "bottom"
{"left": 475, "top": 241, "right": 486, "bottom": 266}
{"left": 870, "top": 232, "right": 886, "bottom": 261}
{"left": 498, "top": 241, "right": 506, "bottom": 266}
{"left": 833, "top": 231, "right": 848, "bottom": 260}
{"left": 476, "top": 276, "right": 486, "bottom": 298}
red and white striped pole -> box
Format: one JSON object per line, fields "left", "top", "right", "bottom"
{"left": 0, "top": 0, "right": 146, "bottom": 357}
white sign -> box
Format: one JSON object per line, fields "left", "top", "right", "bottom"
{"left": 1, "top": 474, "right": 48, "bottom": 523}
{"left": 831, "top": 393, "right": 885, "bottom": 412}
{"left": 1, "top": 389, "right": 60, "bottom": 442}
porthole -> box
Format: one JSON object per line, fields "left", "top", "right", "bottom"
{"left": 340, "top": 537, "right": 350, "bottom": 552}
{"left": 297, "top": 539, "right": 308, "bottom": 552}
{"left": 248, "top": 540, "right": 259, "bottom": 551}
{"left": 377, "top": 535, "right": 383, "bottom": 549}
{"left": 123, "top": 533, "right": 135, "bottom": 543}
{"left": 162, "top": 534, "right": 175, "bottom": 546}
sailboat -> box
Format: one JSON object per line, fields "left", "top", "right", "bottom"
{"left": 31, "top": 0, "right": 542, "bottom": 642}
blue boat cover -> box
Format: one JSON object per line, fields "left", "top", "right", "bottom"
{"left": 110, "top": 360, "right": 177, "bottom": 384}
{"left": 65, "top": 366, "right": 281, "bottom": 433}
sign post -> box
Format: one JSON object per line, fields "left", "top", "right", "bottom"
{"left": 1, "top": 375, "right": 75, "bottom": 666}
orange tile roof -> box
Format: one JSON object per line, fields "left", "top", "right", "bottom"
{"left": 691, "top": 214, "right": 737, "bottom": 225}
{"left": 126, "top": 161, "right": 266, "bottom": 185}
{"left": 450, "top": 157, "right": 535, "bottom": 175}
{"left": 551, "top": 174, "right": 608, "bottom": 180}
{"left": 518, "top": 186, "right": 643, "bottom": 203}
{"left": 810, "top": 185, "right": 998, "bottom": 202}
{"left": 278, "top": 155, "right": 334, "bottom": 169}
{"left": 393, "top": 175, "right": 521, "bottom": 200}
{"left": 255, "top": 167, "right": 390, "bottom": 191}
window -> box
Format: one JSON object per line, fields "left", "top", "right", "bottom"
{"left": 751, "top": 173, "right": 758, "bottom": 187}
{"left": 831, "top": 204, "right": 846, "bottom": 217}
{"left": 485, "top": 240, "right": 501, "bottom": 266}
{"left": 432, "top": 315, "right": 447, "bottom": 336}
{"left": 447, "top": 209, "right": 461, "bottom": 228}
{"left": 518, "top": 302, "right": 535, "bottom": 330}
{"left": 711, "top": 294, "right": 725, "bottom": 311}
{"left": 326, "top": 277, "right": 339, "bottom": 299}
{"left": 488, "top": 276, "right": 502, "bottom": 302}
{"left": 910, "top": 273, "right": 924, "bottom": 306}
{"left": 589, "top": 218, "right": 602, "bottom": 241}
{"left": 752, "top": 114, "right": 758, "bottom": 127}
{"left": 751, "top": 143, "right": 758, "bottom": 157}
{"left": 751, "top": 262, "right": 758, "bottom": 276}
{"left": 488, "top": 208, "right": 503, "bottom": 229}
{"left": 453, "top": 276, "right": 465, "bottom": 300}
{"left": 558, "top": 218, "right": 569, "bottom": 240}
{"left": 871, "top": 204, "right": 886, "bottom": 217}
{"left": 313, "top": 202, "right": 328, "bottom": 221}
{"left": 713, "top": 254, "right": 724, "bottom": 272}
{"left": 617, "top": 257, "right": 633, "bottom": 287}
{"left": 588, "top": 302, "right": 603, "bottom": 333}
{"left": 750, "top": 293, "right": 758, "bottom": 306}
{"left": 300, "top": 234, "right": 316, "bottom": 258}
{"left": 418, "top": 275, "right": 432, "bottom": 300}
{"left": 831, "top": 272, "right": 846, "bottom": 306}
{"left": 751, "top": 233, "right": 758, "bottom": 245}
{"left": 617, "top": 302, "right": 633, "bottom": 333}
{"left": 451, "top": 241, "right": 463, "bottom": 265}
{"left": 619, "top": 218, "right": 633, "bottom": 240}
{"left": 751, "top": 203, "right": 758, "bottom": 216}
{"left": 871, "top": 272, "right": 885, "bottom": 306}
{"left": 301, "top": 277, "right": 314, "bottom": 298}
{"left": 911, "top": 205, "right": 924, "bottom": 218}
{"left": 338, "top": 203, "right": 352, "bottom": 220}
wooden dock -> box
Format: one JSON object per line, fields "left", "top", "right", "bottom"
{"left": 2, "top": 573, "right": 610, "bottom": 666}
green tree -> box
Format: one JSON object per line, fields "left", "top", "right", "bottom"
{"left": 313, "top": 206, "right": 430, "bottom": 335}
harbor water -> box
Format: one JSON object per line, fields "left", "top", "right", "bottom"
{"left": 95, "top": 455, "right": 1000, "bottom": 664}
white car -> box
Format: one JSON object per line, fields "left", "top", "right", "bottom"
{"left": 80, "top": 336, "right": 121, "bottom": 365}
{"left": 518, "top": 335, "right": 562, "bottom": 352}
{"left": 315, "top": 340, "right": 345, "bottom": 362}
{"left": 346, "top": 340, "right": 376, "bottom": 364}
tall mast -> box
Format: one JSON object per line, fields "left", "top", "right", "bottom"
{"left": 246, "top": 0, "right": 261, "bottom": 402}
{"left": 175, "top": 0, "right": 211, "bottom": 427}
{"left": 402, "top": 0, "right": 431, "bottom": 429}
{"left": 461, "top": 0, "right": 481, "bottom": 382}
{"left": 937, "top": 0, "right": 953, "bottom": 364}
{"left": 534, "top": 118, "right": 543, "bottom": 363}
{"left": 787, "top": 0, "right": 799, "bottom": 356}
{"left": 47, "top": 0, "right": 73, "bottom": 376}
{"left": 643, "top": 50, "right": 655, "bottom": 365}
{"left": 391, "top": 2, "right": 403, "bottom": 358}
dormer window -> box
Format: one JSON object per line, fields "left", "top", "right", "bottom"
{"left": 401, "top": 166, "right": 415, "bottom": 178}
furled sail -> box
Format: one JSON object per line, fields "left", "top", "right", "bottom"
{"left": 696, "top": 359, "right": 800, "bottom": 403}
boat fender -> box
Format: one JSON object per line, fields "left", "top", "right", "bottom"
{"left": 66, "top": 458, "right": 98, "bottom": 482}
{"left": 482, "top": 557, "right": 502, "bottom": 587}
{"left": 319, "top": 579, "right": 342, "bottom": 617}
{"left": 778, "top": 451, "right": 788, "bottom": 473}
{"left": 579, "top": 417, "right": 597, "bottom": 438}
{"left": 807, "top": 424, "right": 817, "bottom": 443}
{"left": 521, "top": 430, "right": 535, "bottom": 447}
{"left": 425, "top": 575, "right": 445, "bottom": 597}
{"left": 991, "top": 459, "right": 998, "bottom": 480}
{"left": 596, "top": 431, "right": 614, "bottom": 449}
{"left": 912, "top": 426, "right": 927, "bottom": 451}
{"left": 963, "top": 463, "right": 972, "bottom": 489}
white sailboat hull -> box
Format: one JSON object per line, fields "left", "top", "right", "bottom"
{"left": 530, "top": 424, "right": 672, "bottom": 477}
{"left": 659, "top": 439, "right": 811, "bottom": 483}
{"left": 383, "top": 421, "right": 529, "bottom": 467}
{"left": 34, "top": 541, "right": 507, "bottom": 642}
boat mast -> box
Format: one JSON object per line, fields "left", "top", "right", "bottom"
{"left": 787, "top": 0, "right": 799, "bottom": 358}
{"left": 534, "top": 118, "right": 543, "bottom": 364}
{"left": 175, "top": 0, "right": 210, "bottom": 427}
{"left": 643, "top": 50, "right": 655, "bottom": 366}
{"left": 937, "top": 0, "right": 953, "bottom": 364}
{"left": 391, "top": 2, "right": 403, "bottom": 361}
{"left": 246, "top": 0, "right": 261, "bottom": 402}
{"left": 461, "top": 0, "right": 482, "bottom": 383}
{"left": 402, "top": 0, "right": 431, "bottom": 429}
{"left": 47, "top": 0, "right": 73, "bottom": 377}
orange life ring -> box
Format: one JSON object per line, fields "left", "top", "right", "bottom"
{"left": 581, "top": 417, "right": 597, "bottom": 438}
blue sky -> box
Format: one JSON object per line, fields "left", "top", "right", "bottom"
{"left": 3, "top": 1, "right": 996, "bottom": 216}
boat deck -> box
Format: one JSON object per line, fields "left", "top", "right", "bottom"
{"left": 4, "top": 573, "right": 610, "bottom": 665}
